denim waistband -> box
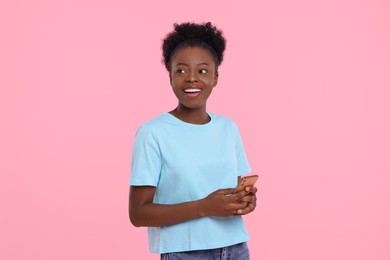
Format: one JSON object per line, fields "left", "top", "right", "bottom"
{"left": 160, "top": 242, "right": 250, "bottom": 260}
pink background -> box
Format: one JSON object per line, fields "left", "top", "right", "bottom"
{"left": 1, "top": 0, "right": 389, "bottom": 259}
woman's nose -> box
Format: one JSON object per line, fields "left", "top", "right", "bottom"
{"left": 186, "top": 70, "right": 198, "bottom": 82}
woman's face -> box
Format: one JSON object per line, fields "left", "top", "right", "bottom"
{"left": 170, "top": 46, "right": 218, "bottom": 111}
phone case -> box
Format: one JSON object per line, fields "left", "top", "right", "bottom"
{"left": 234, "top": 175, "right": 259, "bottom": 193}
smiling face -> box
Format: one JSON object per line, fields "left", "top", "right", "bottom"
{"left": 170, "top": 46, "right": 218, "bottom": 112}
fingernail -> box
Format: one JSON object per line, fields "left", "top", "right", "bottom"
{"left": 245, "top": 187, "right": 250, "bottom": 192}
{"left": 238, "top": 209, "right": 243, "bottom": 214}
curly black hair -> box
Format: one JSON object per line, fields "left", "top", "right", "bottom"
{"left": 162, "top": 22, "right": 226, "bottom": 74}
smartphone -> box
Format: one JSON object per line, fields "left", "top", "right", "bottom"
{"left": 233, "top": 175, "right": 259, "bottom": 193}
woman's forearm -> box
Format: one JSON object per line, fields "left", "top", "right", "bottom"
{"left": 130, "top": 199, "right": 206, "bottom": 227}
{"left": 129, "top": 186, "right": 252, "bottom": 227}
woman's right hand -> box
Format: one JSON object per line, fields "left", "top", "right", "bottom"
{"left": 200, "top": 188, "right": 250, "bottom": 217}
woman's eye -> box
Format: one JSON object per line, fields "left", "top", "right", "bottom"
{"left": 199, "top": 69, "right": 207, "bottom": 74}
{"left": 176, "top": 69, "right": 186, "bottom": 74}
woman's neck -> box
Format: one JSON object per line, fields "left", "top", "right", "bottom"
{"left": 169, "top": 106, "right": 210, "bottom": 125}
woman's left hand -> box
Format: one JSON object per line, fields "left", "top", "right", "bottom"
{"left": 237, "top": 186, "right": 257, "bottom": 215}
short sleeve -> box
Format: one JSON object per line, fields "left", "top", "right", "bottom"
{"left": 232, "top": 122, "right": 252, "bottom": 176}
{"left": 129, "top": 124, "right": 162, "bottom": 186}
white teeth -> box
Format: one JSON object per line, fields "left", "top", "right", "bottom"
{"left": 184, "top": 88, "right": 201, "bottom": 93}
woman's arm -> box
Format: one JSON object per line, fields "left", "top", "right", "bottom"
{"left": 128, "top": 185, "right": 253, "bottom": 227}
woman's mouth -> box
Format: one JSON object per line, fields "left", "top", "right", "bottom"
{"left": 184, "top": 88, "right": 202, "bottom": 97}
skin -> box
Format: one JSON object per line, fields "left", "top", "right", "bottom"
{"left": 129, "top": 46, "right": 258, "bottom": 227}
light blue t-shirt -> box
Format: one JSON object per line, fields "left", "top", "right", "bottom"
{"left": 129, "top": 112, "right": 252, "bottom": 254}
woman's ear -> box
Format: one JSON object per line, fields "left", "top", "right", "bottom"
{"left": 213, "top": 73, "right": 218, "bottom": 87}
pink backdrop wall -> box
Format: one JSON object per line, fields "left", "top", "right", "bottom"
{"left": 1, "top": 0, "right": 389, "bottom": 259}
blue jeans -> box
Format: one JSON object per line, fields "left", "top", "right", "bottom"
{"left": 160, "top": 242, "right": 250, "bottom": 260}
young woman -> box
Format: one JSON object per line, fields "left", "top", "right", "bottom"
{"left": 129, "top": 22, "right": 257, "bottom": 260}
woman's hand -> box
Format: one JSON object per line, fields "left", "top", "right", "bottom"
{"left": 236, "top": 186, "right": 257, "bottom": 215}
{"left": 200, "top": 188, "right": 253, "bottom": 217}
